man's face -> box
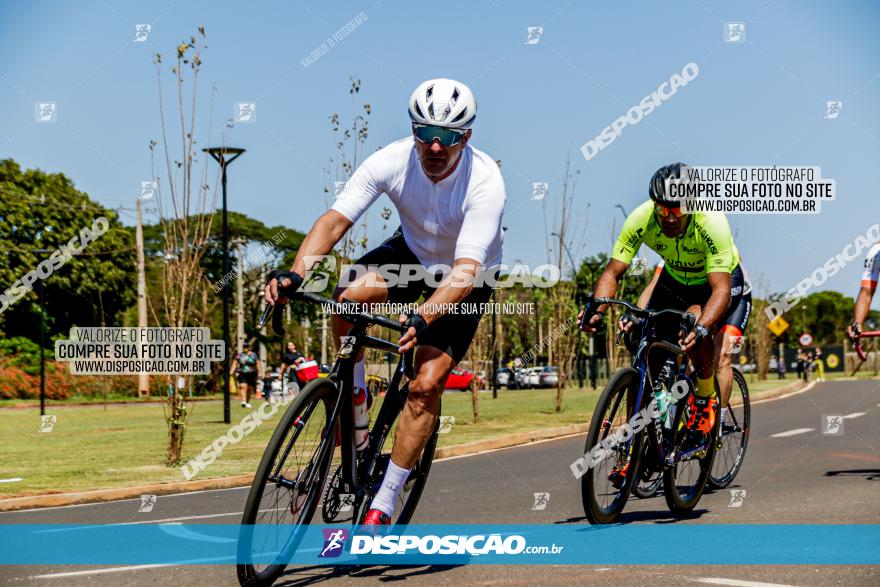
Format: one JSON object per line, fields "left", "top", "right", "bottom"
{"left": 287, "top": 342, "right": 296, "bottom": 352}
{"left": 654, "top": 205, "right": 689, "bottom": 237}
{"left": 413, "top": 127, "right": 471, "bottom": 180}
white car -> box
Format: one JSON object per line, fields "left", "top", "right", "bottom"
{"left": 526, "top": 367, "right": 542, "bottom": 388}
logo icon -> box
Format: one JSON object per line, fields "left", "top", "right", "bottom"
{"left": 728, "top": 489, "right": 747, "bottom": 507}
{"left": 525, "top": 26, "right": 544, "bottom": 45}
{"left": 138, "top": 494, "right": 157, "bottom": 512}
{"left": 140, "top": 181, "right": 158, "bottom": 200}
{"left": 338, "top": 493, "right": 354, "bottom": 513}
{"left": 629, "top": 257, "right": 648, "bottom": 276}
{"left": 822, "top": 414, "right": 844, "bottom": 436}
{"left": 333, "top": 181, "right": 347, "bottom": 199}
{"left": 39, "top": 415, "right": 56, "bottom": 433}
{"left": 824, "top": 101, "right": 843, "bottom": 120}
{"left": 723, "top": 22, "right": 746, "bottom": 43}
{"left": 530, "top": 182, "right": 549, "bottom": 201}
{"left": 134, "top": 24, "right": 151, "bottom": 42}
{"left": 319, "top": 528, "right": 349, "bottom": 558}
{"left": 727, "top": 335, "right": 744, "bottom": 354}
{"left": 531, "top": 492, "right": 550, "bottom": 511}
{"left": 338, "top": 336, "right": 357, "bottom": 358}
{"left": 301, "top": 254, "right": 337, "bottom": 293}
{"left": 35, "top": 102, "right": 58, "bottom": 123}
{"left": 438, "top": 415, "right": 455, "bottom": 434}
{"left": 235, "top": 102, "right": 256, "bottom": 123}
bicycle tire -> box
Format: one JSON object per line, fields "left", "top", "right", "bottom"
{"left": 581, "top": 367, "right": 644, "bottom": 524}
{"left": 708, "top": 368, "right": 750, "bottom": 489}
{"left": 633, "top": 439, "right": 663, "bottom": 499}
{"left": 237, "top": 378, "right": 337, "bottom": 587}
{"left": 663, "top": 387, "right": 720, "bottom": 515}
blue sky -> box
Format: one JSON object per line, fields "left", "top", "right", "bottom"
{"left": 1, "top": 0, "right": 878, "bottom": 298}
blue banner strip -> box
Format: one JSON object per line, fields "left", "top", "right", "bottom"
{"left": 0, "top": 524, "right": 877, "bottom": 565}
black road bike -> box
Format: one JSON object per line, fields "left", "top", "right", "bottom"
{"left": 237, "top": 292, "right": 438, "bottom": 586}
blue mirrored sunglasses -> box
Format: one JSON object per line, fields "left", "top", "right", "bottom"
{"left": 412, "top": 124, "right": 467, "bottom": 147}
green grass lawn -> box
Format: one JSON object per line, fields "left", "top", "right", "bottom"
{"left": 0, "top": 375, "right": 810, "bottom": 498}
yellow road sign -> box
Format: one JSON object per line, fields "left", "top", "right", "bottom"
{"left": 768, "top": 316, "right": 789, "bottom": 337}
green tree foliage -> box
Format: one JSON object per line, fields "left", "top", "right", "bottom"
{"left": 0, "top": 159, "right": 135, "bottom": 340}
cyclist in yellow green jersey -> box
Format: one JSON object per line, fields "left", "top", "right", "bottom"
{"left": 580, "top": 162, "right": 746, "bottom": 442}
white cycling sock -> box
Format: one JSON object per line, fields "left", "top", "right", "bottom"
{"left": 353, "top": 359, "right": 369, "bottom": 451}
{"left": 719, "top": 407, "right": 728, "bottom": 437}
{"left": 370, "top": 459, "right": 411, "bottom": 517}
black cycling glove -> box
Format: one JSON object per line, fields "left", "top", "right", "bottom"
{"left": 267, "top": 269, "right": 303, "bottom": 299}
{"left": 402, "top": 313, "right": 428, "bottom": 337}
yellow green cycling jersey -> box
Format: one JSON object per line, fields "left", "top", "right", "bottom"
{"left": 612, "top": 200, "right": 740, "bottom": 286}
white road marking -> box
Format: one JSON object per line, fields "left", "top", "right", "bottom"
{"left": 843, "top": 412, "right": 866, "bottom": 419}
{"left": 770, "top": 427, "right": 814, "bottom": 438}
{"left": 695, "top": 578, "right": 796, "bottom": 587}
{"left": 0, "top": 478, "right": 22, "bottom": 483}
{"left": 30, "top": 557, "right": 233, "bottom": 579}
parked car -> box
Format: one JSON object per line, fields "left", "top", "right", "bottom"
{"left": 526, "top": 367, "right": 542, "bottom": 388}
{"left": 538, "top": 366, "right": 559, "bottom": 387}
{"left": 444, "top": 368, "right": 478, "bottom": 391}
{"left": 495, "top": 367, "right": 515, "bottom": 388}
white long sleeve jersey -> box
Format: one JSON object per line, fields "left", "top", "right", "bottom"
{"left": 331, "top": 137, "right": 505, "bottom": 268}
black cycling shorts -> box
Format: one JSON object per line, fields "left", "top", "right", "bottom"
{"left": 646, "top": 264, "right": 751, "bottom": 340}
{"left": 338, "top": 229, "right": 493, "bottom": 364}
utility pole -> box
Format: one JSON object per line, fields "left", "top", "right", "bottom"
{"left": 234, "top": 240, "right": 245, "bottom": 354}
{"left": 135, "top": 197, "right": 149, "bottom": 397}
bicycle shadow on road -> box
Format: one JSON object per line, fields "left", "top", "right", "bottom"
{"left": 555, "top": 508, "right": 712, "bottom": 525}
{"left": 825, "top": 469, "right": 880, "bottom": 481}
{"left": 274, "top": 563, "right": 463, "bottom": 585}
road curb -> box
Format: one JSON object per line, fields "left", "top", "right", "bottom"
{"left": 0, "top": 475, "right": 254, "bottom": 512}
{"left": 0, "top": 378, "right": 812, "bottom": 512}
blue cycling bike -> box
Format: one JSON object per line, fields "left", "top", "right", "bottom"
{"left": 578, "top": 295, "right": 721, "bottom": 524}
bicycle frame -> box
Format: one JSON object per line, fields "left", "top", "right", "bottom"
{"left": 580, "top": 296, "right": 698, "bottom": 468}
{"left": 280, "top": 292, "right": 414, "bottom": 504}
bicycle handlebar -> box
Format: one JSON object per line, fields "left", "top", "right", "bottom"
{"left": 852, "top": 330, "right": 880, "bottom": 361}
{"left": 578, "top": 295, "right": 695, "bottom": 330}
{"left": 259, "top": 292, "right": 408, "bottom": 336}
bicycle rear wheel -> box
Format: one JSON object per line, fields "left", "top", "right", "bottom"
{"left": 708, "top": 368, "right": 750, "bottom": 489}
{"left": 581, "top": 367, "right": 644, "bottom": 524}
{"left": 633, "top": 438, "right": 663, "bottom": 499}
{"left": 237, "top": 378, "right": 337, "bottom": 587}
{"left": 663, "top": 388, "right": 720, "bottom": 515}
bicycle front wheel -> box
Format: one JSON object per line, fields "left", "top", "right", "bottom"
{"left": 581, "top": 367, "right": 643, "bottom": 524}
{"left": 708, "top": 368, "right": 750, "bottom": 489}
{"left": 237, "top": 378, "right": 337, "bottom": 587}
{"left": 663, "top": 390, "right": 720, "bottom": 515}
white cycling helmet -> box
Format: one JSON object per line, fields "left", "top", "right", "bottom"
{"left": 408, "top": 78, "right": 477, "bottom": 129}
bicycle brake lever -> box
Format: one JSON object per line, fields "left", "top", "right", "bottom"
{"left": 258, "top": 304, "right": 273, "bottom": 328}
{"left": 271, "top": 304, "right": 285, "bottom": 336}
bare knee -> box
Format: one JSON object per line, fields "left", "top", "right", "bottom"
{"left": 407, "top": 377, "right": 442, "bottom": 418}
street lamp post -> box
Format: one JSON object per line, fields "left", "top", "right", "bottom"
{"left": 204, "top": 146, "right": 245, "bottom": 425}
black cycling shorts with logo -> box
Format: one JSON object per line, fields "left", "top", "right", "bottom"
{"left": 646, "top": 264, "right": 751, "bottom": 342}
{"left": 338, "top": 229, "right": 493, "bottom": 364}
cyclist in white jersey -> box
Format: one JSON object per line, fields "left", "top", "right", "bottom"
{"left": 849, "top": 241, "right": 880, "bottom": 337}
{"left": 265, "top": 79, "right": 506, "bottom": 526}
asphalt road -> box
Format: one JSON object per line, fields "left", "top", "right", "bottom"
{"left": 2, "top": 379, "right": 878, "bottom": 586}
